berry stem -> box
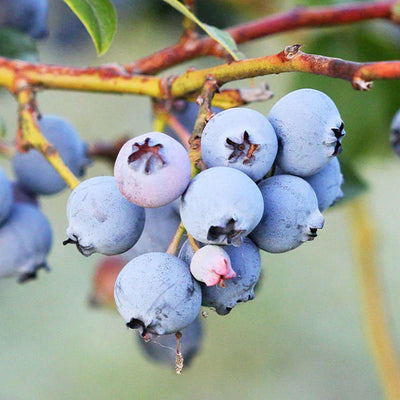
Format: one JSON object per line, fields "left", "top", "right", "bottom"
{"left": 188, "top": 76, "right": 219, "bottom": 177}
{"left": 175, "top": 331, "right": 184, "bottom": 374}
{"left": 187, "top": 234, "right": 200, "bottom": 252}
{"left": 166, "top": 114, "right": 191, "bottom": 150}
{"left": 166, "top": 223, "right": 186, "bottom": 255}
{"left": 87, "top": 136, "right": 129, "bottom": 165}
{"left": 16, "top": 87, "right": 80, "bottom": 190}
{"left": 348, "top": 198, "right": 400, "bottom": 400}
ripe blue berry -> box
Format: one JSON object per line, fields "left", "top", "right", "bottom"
{"left": 304, "top": 157, "right": 344, "bottom": 212}
{"left": 12, "top": 182, "right": 39, "bottom": 206}
{"left": 122, "top": 201, "right": 180, "bottom": 260}
{"left": 64, "top": 176, "right": 145, "bottom": 256}
{"left": 179, "top": 238, "right": 261, "bottom": 315}
{"left": 0, "top": 203, "right": 52, "bottom": 282}
{"left": 13, "top": 115, "right": 91, "bottom": 195}
{"left": 137, "top": 316, "right": 203, "bottom": 367}
{"left": 268, "top": 88, "right": 345, "bottom": 177}
{"left": 180, "top": 167, "right": 264, "bottom": 246}
{"left": 390, "top": 109, "right": 400, "bottom": 157}
{"left": 114, "top": 252, "right": 202, "bottom": 336}
{"left": 201, "top": 108, "right": 278, "bottom": 181}
{"left": 0, "top": 166, "right": 13, "bottom": 226}
{"left": 250, "top": 174, "right": 324, "bottom": 253}
{"left": 0, "top": 0, "right": 49, "bottom": 39}
{"left": 114, "top": 132, "right": 191, "bottom": 208}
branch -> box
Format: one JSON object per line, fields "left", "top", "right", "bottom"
{"left": 128, "top": 0, "right": 399, "bottom": 74}
{"left": 87, "top": 136, "right": 130, "bottom": 164}
{"left": 1, "top": 48, "right": 399, "bottom": 102}
{"left": 16, "top": 87, "right": 80, "bottom": 190}
{"left": 169, "top": 46, "right": 400, "bottom": 94}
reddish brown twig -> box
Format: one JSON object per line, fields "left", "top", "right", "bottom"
{"left": 128, "top": 0, "right": 399, "bottom": 74}
{"left": 87, "top": 136, "right": 130, "bottom": 164}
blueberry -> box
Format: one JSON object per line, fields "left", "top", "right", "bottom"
{"left": 304, "top": 157, "right": 344, "bottom": 212}
{"left": 0, "top": 166, "right": 13, "bottom": 226}
{"left": 250, "top": 174, "right": 324, "bottom": 253}
{"left": 189, "top": 245, "right": 236, "bottom": 287}
{"left": 122, "top": 201, "right": 181, "bottom": 260}
{"left": 0, "top": 203, "right": 52, "bottom": 283}
{"left": 390, "top": 109, "right": 400, "bottom": 157}
{"left": 268, "top": 88, "right": 345, "bottom": 177}
{"left": 114, "top": 252, "right": 202, "bottom": 336}
{"left": 114, "top": 132, "right": 191, "bottom": 208}
{"left": 180, "top": 167, "right": 264, "bottom": 246}
{"left": 136, "top": 316, "right": 203, "bottom": 368}
{"left": 0, "top": 0, "right": 49, "bottom": 39}
{"left": 13, "top": 115, "right": 91, "bottom": 196}
{"left": 12, "top": 182, "right": 38, "bottom": 206}
{"left": 201, "top": 108, "right": 278, "bottom": 181}
{"left": 64, "top": 176, "right": 145, "bottom": 257}
{"left": 179, "top": 238, "right": 261, "bottom": 315}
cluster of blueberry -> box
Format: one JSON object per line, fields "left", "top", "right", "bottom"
{"left": 0, "top": 115, "right": 90, "bottom": 282}
{"left": 0, "top": 0, "right": 49, "bottom": 39}
{"left": 65, "top": 88, "right": 346, "bottom": 368}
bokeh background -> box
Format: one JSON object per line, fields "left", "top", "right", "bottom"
{"left": 1, "top": 0, "right": 400, "bottom": 399}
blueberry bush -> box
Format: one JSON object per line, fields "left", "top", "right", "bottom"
{"left": 0, "top": 0, "right": 400, "bottom": 399}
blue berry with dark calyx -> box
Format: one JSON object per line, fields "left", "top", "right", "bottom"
{"left": 114, "top": 132, "right": 191, "bottom": 208}
{"left": 180, "top": 167, "right": 264, "bottom": 246}
{"left": 114, "top": 252, "right": 202, "bottom": 337}
{"left": 13, "top": 115, "right": 91, "bottom": 196}
{"left": 250, "top": 174, "right": 324, "bottom": 253}
{"left": 121, "top": 201, "right": 180, "bottom": 261}
{"left": 201, "top": 107, "right": 278, "bottom": 181}
{"left": 0, "top": 203, "right": 52, "bottom": 283}
{"left": 64, "top": 176, "right": 145, "bottom": 257}
{"left": 136, "top": 316, "right": 203, "bottom": 368}
{"left": 0, "top": 0, "right": 49, "bottom": 39}
{"left": 390, "top": 109, "right": 400, "bottom": 157}
{"left": 268, "top": 88, "right": 345, "bottom": 177}
{"left": 304, "top": 157, "right": 344, "bottom": 212}
{"left": 0, "top": 166, "right": 13, "bottom": 226}
{"left": 179, "top": 238, "right": 261, "bottom": 315}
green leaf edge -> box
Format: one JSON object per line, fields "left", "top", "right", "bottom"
{"left": 162, "top": 0, "right": 245, "bottom": 61}
{"left": 63, "top": 0, "right": 117, "bottom": 55}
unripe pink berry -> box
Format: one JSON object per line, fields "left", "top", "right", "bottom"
{"left": 190, "top": 245, "right": 236, "bottom": 287}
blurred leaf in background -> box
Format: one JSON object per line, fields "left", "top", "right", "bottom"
{"left": 291, "top": 23, "right": 400, "bottom": 161}
{"left": 0, "top": 28, "right": 38, "bottom": 61}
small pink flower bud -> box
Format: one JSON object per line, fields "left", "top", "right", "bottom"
{"left": 190, "top": 245, "right": 236, "bottom": 287}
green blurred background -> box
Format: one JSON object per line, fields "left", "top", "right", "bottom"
{"left": 0, "top": 0, "right": 400, "bottom": 399}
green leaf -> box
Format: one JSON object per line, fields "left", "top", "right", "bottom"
{"left": 0, "top": 29, "right": 38, "bottom": 62}
{"left": 63, "top": 0, "right": 117, "bottom": 55}
{"left": 162, "top": 0, "right": 245, "bottom": 61}
{"left": 339, "top": 157, "right": 369, "bottom": 202}
{"left": 0, "top": 116, "right": 6, "bottom": 138}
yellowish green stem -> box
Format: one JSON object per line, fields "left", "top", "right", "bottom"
{"left": 17, "top": 88, "right": 80, "bottom": 190}
{"left": 166, "top": 223, "right": 186, "bottom": 255}
{"left": 348, "top": 198, "right": 400, "bottom": 400}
